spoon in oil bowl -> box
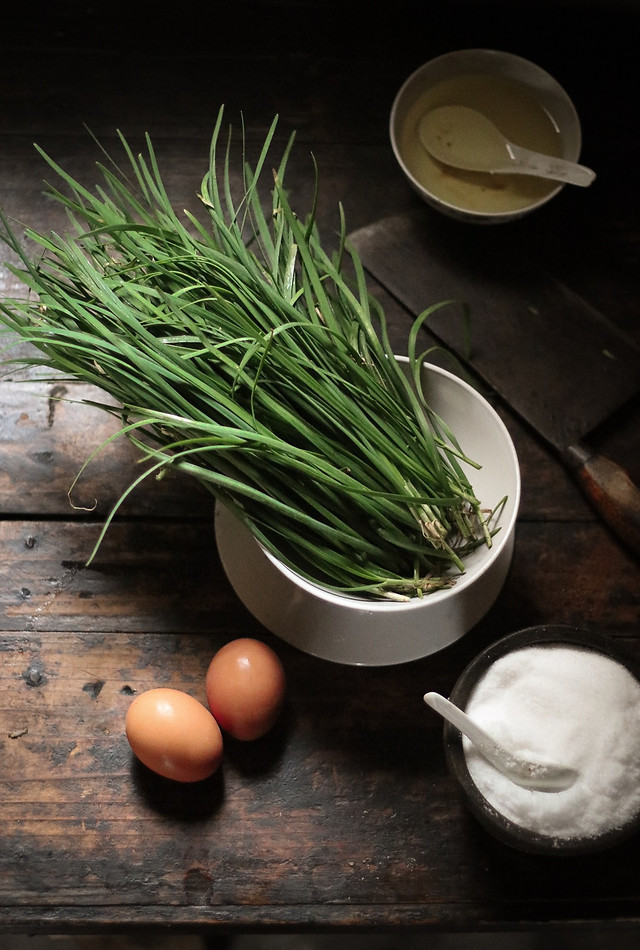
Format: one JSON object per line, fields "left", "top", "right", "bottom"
{"left": 424, "top": 692, "right": 579, "bottom": 792}
{"left": 418, "top": 105, "right": 596, "bottom": 187}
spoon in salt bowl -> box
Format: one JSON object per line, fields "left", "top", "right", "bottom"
{"left": 424, "top": 692, "right": 579, "bottom": 792}
{"left": 418, "top": 105, "right": 596, "bottom": 187}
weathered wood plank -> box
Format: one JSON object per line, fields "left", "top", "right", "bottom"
{"left": 1, "top": 519, "right": 638, "bottom": 636}
{"left": 0, "top": 380, "right": 211, "bottom": 518}
{"left": 2, "top": 621, "right": 640, "bottom": 931}
{"left": 0, "top": 519, "right": 230, "bottom": 634}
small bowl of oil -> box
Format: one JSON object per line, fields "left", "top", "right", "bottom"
{"left": 390, "top": 49, "right": 584, "bottom": 223}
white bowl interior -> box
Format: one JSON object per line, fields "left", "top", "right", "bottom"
{"left": 390, "top": 48, "right": 582, "bottom": 223}
{"left": 215, "top": 361, "right": 520, "bottom": 665}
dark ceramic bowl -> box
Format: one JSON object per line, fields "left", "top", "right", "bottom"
{"left": 444, "top": 625, "right": 640, "bottom": 855}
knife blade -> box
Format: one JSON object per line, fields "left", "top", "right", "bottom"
{"left": 349, "top": 212, "right": 640, "bottom": 556}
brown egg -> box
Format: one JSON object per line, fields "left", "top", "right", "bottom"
{"left": 206, "top": 638, "right": 286, "bottom": 741}
{"left": 125, "top": 687, "right": 223, "bottom": 782}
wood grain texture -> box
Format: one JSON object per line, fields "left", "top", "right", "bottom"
{"left": 1, "top": 0, "right": 639, "bottom": 935}
{"left": 1, "top": 517, "right": 638, "bottom": 932}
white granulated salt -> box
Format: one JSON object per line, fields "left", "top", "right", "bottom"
{"left": 462, "top": 644, "right": 640, "bottom": 841}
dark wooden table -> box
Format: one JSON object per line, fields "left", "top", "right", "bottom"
{"left": 1, "top": 0, "right": 639, "bottom": 937}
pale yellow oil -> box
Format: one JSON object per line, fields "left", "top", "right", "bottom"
{"left": 398, "top": 73, "right": 563, "bottom": 214}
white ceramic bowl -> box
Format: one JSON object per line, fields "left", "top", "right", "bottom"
{"left": 215, "top": 361, "right": 520, "bottom": 666}
{"left": 390, "top": 49, "right": 583, "bottom": 224}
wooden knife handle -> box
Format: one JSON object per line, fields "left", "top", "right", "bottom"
{"left": 567, "top": 443, "right": 640, "bottom": 557}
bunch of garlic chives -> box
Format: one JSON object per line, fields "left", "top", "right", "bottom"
{"left": 0, "top": 109, "right": 499, "bottom": 600}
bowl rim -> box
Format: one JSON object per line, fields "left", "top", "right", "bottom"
{"left": 444, "top": 624, "right": 640, "bottom": 854}
{"left": 389, "top": 47, "right": 582, "bottom": 222}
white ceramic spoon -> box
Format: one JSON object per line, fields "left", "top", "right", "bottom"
{"left": 418, "top": 105, "right": 596, "bottom": 187}
{"left": 424, "top": 691, "right": 578, "bottom": 792}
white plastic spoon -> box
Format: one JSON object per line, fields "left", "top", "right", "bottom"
{"left": 424, "top": 691, "right": 578, "bottom": 792}
{"left": 418, "top": 105, "right": 596, "bottom": 187}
